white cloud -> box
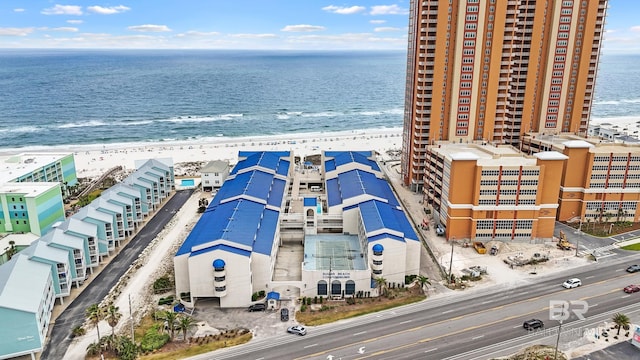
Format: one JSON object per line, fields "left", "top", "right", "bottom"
{"left": 374, "top": 27, "right": 402, "bottom": 32}
{"left": 42, "top": 4, "right": 83, "bottom": 15}
{"left": 50, "top": 27, "right": 79, "bottom": 32}
{"left": 229, "top": 33, "right": 277, "bottom": 39}
{"left": 176, "top": 31, "right": 220, "bottom": 38}
{"left": 67, "top": 19, "right": 83, "bottom": 24}
{"left": 128, "top": 24, "right": 172, "bottom": 32}
{"left": 370, "top": 5, "right": 408, "bottom": 15}
{"left": 281, "top": 24, "right": 325, "bottom": 32}
{"left": 370, "top": 20, "right": 386, "bottom": 24}
{"left": 631, "top": 26, "right": 640, "bottom": 32}
{"left": 285, "top": 32, "right": 406, "bottom": 49}
{"left": 0, "top": 27, "right": 34, "bottom": 36}
{"left": 14, "top": 8, "right": 25, "bottom": 13}
{"left": 322, "top": 5, "right": 366, "bottom": 15}
{"left": 87, "top": 5, "right": 131, "bottom": 15}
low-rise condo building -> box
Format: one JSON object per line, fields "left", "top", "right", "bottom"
{"left": 174, "top": 151, "right": 420, "bottom": 308}
{"left": 0, "top": 182, "right": 65, "bottom": 236}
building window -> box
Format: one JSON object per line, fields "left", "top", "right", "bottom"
{"left": 317, "top": 280, "right": 328, "bottom": 295}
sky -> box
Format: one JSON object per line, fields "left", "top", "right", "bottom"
{"left": 0, "top": 1, "right": 638, "bottom": 52}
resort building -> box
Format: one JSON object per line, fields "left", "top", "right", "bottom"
{"left": 0, "top": 158, "right": 173, "bottom": 360}
{"left": 401, "top": 0, "right": 609, "bottom": 191}
{"left": 0, "top": 182, "right": 65, "bottom": 236}
{"left": 0, "top": 253, "right": 55, "bottom": 360}
{"left": 174, "top": 151, "right": 419, "bottom": 308}
{"left": 522, "top": 133, "right": 640, "bottom": 224}
{"left": 0, "top": 153, "right": 78, "bottom": 197}
{"left": 423, "top": 142, "right": 566, "bottom": 241}
{"left": 200, "top": 160, "right": 230, "bottom": 192}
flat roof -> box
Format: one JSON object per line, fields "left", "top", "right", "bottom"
{"left": 0, "top": 153, "right": 71, "bottom": 184}
{"left": 430, "top": 142, "right": 537, "bottom": 167}
{"left": 303, "top": 234, "right": 367, "bottom": 271}
{"left": 0, "top": 182, "right": 60, "bottom": 197}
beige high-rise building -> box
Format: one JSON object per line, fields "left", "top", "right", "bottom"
{"left": 401, "top": 0, "right": 608, "bottom": 191}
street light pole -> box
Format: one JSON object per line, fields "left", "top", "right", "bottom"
{"left": 448, "top": 237, "right": 455, "bottom": 284}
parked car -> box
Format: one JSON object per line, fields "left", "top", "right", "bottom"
{"left": 626, "top": 264, "right": 640, "bottom": 273}
{"left": 280, "top": 308, "right": 289, "bottom": 321}
{"left": 562, "top": 278, "right": 582, "bottom": 289}
{"left": 248, "top": 303, "right": 266, "bottom": 312}
{"left": 523, "top": 319, "right": 544, "bottom": 330}
{"left": 623, "top": 285, "right": 640, "bottom": 294}
{"left": 287, "top": 325, "right": 307, "bottom": 336}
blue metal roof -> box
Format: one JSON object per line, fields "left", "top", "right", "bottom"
{"left": 176, "top": 152, "right": 288, "bottom": 259}
{"left": 303, "top": 197, "right": 317, "bottom": 207}
{"left": 326, "top": 178, "right": 341, "bottom": 207}
{"left": 267, "top": 178, "right": 286, "bottom": 207}
{"left": 359, "top": 200, "right": 419, "bottom": 243}
{"left": 232, "top": 151, "right": 290, "bottom": 175}
{"left": 253, "top": 208, "right": 279, "bottom": 255}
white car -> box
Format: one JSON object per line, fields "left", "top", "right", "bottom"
{"left": 562, "top": 278, "right": 582, "bottom": 289}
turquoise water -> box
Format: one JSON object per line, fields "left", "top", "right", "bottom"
{"left": 181, "top": 179, "right": 195, "bottom": 186}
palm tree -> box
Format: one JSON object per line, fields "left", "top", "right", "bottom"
{"left": 177, "top": 315, "right": 198, "bottom": 343}
{"left": 6, "top": 240, "right": 16, "bottom": 260}
{"left": 85, "top": 304, "right": 104, "bottom": 356}
{"left": 416, "top": 275, "right": 432, "bottom": 291}
{"left": 374, "top": 276, "right": 387, "bottom": 297}
{"left": 612, "top": 312, "right": 630, "bottom": 336}
{"left": 105, "top": 304, "right": 122, "bottom": 336}
{"left": 162, "top": 310, "right": 179, "bottom": 341}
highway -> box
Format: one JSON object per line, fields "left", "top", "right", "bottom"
{"left": 191, "top": 252, "right": 640, "bottom": 360}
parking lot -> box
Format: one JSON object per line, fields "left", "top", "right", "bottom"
{"left": 189, "top": 297, "right": 300, "bottom": 339}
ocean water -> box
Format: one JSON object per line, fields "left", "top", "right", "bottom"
{"left": 0, "top": 50, "right": 637, "bottom": 151}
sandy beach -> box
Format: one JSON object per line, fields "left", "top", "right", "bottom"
{"left": 0, "top": 128, "right": 403, "bottom": 179}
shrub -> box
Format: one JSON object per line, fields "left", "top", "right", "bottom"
{"left": 300, "top": 304, "right": 307, "bottom": 312}
{"left": 140, "top": 324, "right": 169, "bottom": 352}
{"left": 153, "top": 276, "right": 173, "bottom": 294}
{"left": 313, "top": 296, "right": 318, "bottom": 304}
{"left": 346, "top": 297, "right": 356, "bottom": 305}
{"left": 258, "top": 290, "right": 266, "bottom": 297}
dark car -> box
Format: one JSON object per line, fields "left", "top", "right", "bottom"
{"left": 248, "top": 303, "right": 266, "bottom": 312}
{"left": 280, "top": 308, "right": 289, "bottom": 321}
{"left": 523, "top": 319, "right": 544, "bottom": 330}
{"left": 626, "top": 265, "right": 640, "bottom": 273}
{"left": 624, "top": 285, "right": 640, "bottom": 294}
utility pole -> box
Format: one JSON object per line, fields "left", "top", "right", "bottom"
{"left": 328, "top": 257, "right": 332, "bottom": 298}
{"left": 554, "top": 304, "right": 566, "bottom": 360}
{"left": 129, "top": 294, "right": 134, "bottom": 342}
{"left": 575, "top": 219, "right": 582, "bottom": 257}
{"left": 448, "top": 237, "right": 455, "bottom": 284}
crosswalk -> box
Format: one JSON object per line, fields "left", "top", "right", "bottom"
{"left": 577, "top": 244, "right": 617, "bottom": 258}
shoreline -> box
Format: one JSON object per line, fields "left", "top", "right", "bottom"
{"left": 0, "top": 127, "right": 403, "bottom": 179}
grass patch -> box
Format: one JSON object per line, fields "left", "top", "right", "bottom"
{"left": 295, "top": 294, "right": 425, "bottom": 326}
{"left": 138, "top": 333, "right": 252, "bottom": 360}
{"left": 622, "top": 243, "right": 640, "bottom": 251}
{"left": 135, "top": 313, "right": 157, "bottom": 342}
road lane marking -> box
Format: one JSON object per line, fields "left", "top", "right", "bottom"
{"left": 585, "top": 276, "right": 595, "bottom": 279}
{"left": 616, "top": 269, "right": 624, "bottom": 272}
{"left": 472, "top": 335, "right": 484, "bottom": 340}
{"left": 425, "top": 348, "right": 438, "bottom": 353}
{"left": 399, "top": 320, "right": 412, "bottom": 324}
{"left": 303, "top": 344, "right": 318, "bottom": 349}
{"left": 353, "top": 331, "right": 367, "bottom": 336}
{"left": 513, "top": 325, "right": 523, "bottom": 328}
{"left": 295, "top": 275, "right": 634, "bottom": 360}
{"left": 482, "top": 300, "right": 492, "bottom": 304}
{"left": 622, "top": 295, "right": 631, "bottom": 298}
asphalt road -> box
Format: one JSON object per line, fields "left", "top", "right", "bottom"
{"left": 41, "top": 189, "right": 193, "bottom": 360}
{"left": 191, "top": 251, "right": 640, "bottom": 360}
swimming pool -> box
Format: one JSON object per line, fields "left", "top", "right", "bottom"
{"left": 181, "top": 179, "right": 195, "bottom": 186}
